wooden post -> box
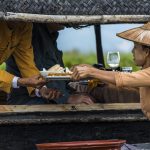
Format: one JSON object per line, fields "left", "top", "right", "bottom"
{"left": 94, "top": 25, "right": 105, "bottom": 66}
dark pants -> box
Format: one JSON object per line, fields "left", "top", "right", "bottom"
{"left": 6, "top": 87, "right": 57, "bottom": 105}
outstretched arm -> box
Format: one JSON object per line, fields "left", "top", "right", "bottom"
{"left": 72, "top": 66, "right": 116, "bottom": 85}
{"left": 72, "top": 66, "right": 150, "bottom": 88}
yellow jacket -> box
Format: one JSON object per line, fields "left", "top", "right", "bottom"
{"left": 0, "top": 21, "right": 39, "bottom": 94}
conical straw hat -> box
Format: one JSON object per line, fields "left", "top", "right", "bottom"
{"left": 117, "top": 22, "right": 150, "bottom": 46}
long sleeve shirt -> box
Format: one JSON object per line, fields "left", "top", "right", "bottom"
{"left": 0, "top": 21, "right": 39, "bottom": 94}
{"left": 115, "top": 67, "right": 150, "bottom": 119}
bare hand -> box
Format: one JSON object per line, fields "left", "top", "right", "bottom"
{"left": 72, "top": 66, "right": 95, "bottom": 80}
{"left": 18, "top": 75, "right": 46, "bottom": 88}
{"left": 67, "top": 94, "right": 95, "bottom": 105}
{"left": 39, "top": 86, "right": 62, "bottom": 100}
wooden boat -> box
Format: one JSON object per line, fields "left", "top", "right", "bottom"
{"left": 0, "top": 103, "right": 149, "bottom": 150}
{"left": 36, "top": 139, "right": 126, "bottom": 150}
{"left": 0, "top": 0, "right": 150, "bottom": 150}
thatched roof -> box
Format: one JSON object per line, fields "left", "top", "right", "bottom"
{"left": 1, "top": 0, "right": 150, "bottom": 15}
{"left": 0, "top": 0, "right": 150, "bottom": 23}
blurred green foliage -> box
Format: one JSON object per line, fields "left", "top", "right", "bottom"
{"left": 63, "top": 50, "right": 140, "bottom": 71}
{"left": 0, "top": 51, "right": 140, "bottom": 71}
{"left": 63, "top": 50, "right": 97, "bottom": 67}
{"left": 0, "top": 63, "right": 6, "bottom": 70}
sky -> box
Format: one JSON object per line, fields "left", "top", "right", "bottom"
{"left": 57, "top": 24, "right": 143, "bottom": 53}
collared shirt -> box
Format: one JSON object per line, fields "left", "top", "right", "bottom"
{"left": 115, "top": 67, "right": 150, "bottom": 119}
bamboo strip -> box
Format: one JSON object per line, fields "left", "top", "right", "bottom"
{"left": 0, "top": 12, "right": 150, "bottom": 24}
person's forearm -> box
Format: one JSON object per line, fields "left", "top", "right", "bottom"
{"left": 90, "top": 69, "right": 116, "bottom": 85}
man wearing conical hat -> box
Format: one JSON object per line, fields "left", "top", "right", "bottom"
{"left": 71, "top": 22, "right": 150, "bottom": 119}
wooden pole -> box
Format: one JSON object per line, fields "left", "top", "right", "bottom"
{"left": 94, "top": 25, "right": 105, "bottom": 66}
{"left": 0, "top": 12, "right": 150, "bottom": 23}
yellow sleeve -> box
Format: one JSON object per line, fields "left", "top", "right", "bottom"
{"left": 115, "top": 67, "right": 150, "bottom": 88}
{"left": 0, "top": 70, "right": 14, "bottom": 93}
{"left": 13, "top": 23, "right": 40, "bottom": 95}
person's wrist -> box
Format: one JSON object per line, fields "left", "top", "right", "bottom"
{"left": 89, "top": 68, "right": 99, "bottom": 78}
{"left": 17, "top": 78, "right": 25, "bottom": 87}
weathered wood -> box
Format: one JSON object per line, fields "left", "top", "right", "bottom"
{"left": 0, "top": 103, "right": 146, "bottom": 125}
{"left": 0, "top": 103, "right": 147, "bottom": 150}
{"left": 0, "top": 103, "right": 141, "bottom": 113}
{"left": 0, "top": 115, "right": 149, "bottom": 150}
{"left": 0, "top": 12, "right": 150, "bottom": 23}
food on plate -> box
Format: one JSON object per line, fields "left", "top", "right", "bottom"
{"left": 48, "top": 64, "right": 64, "bottom": 72}
{"left": 47, "top": 64, "right": 72, "bottom": 76}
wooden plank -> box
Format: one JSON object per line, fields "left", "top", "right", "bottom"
{"left": 0, "top": 12, "right": 150, "bottom": 23}
{"left": 0, "top": 103, "right": 141, "bottom": 113}
{"left": 0, "top": 103, "right": 146, "bottom": 125}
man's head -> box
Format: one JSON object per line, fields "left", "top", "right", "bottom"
{"left": 132, "top": 43, "right": 150, "bottom": 66}
{"left": 117, "top": 22, "right": 150, "bottom": 67}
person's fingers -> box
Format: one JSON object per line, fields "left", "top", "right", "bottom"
{"left": 72, "top": 66, "right": 79, "bottom": 73}
{"left": 72, "top": 68, "right": 80, "bottom": 80}
{"left": 46, "top": 89, "right": 59, "bottom": 100}
{"left": 73, "top": 67, "right": 87, "bottom": 80}
{"left": 36, "top": 82, "right": 45, "bottom": 88}
{"left": 46, "top": 90, "right": 54, "bottom": 99}
{"left": 50, "top": 90, "right": 57, "bottom": 99}
{"left": 52, "top": 90, "right": 61, "bottom": 99}
{"left": 46, "top": 91, "right": 54, "bottom": 99}
{"left": 44, "top": 93, "right": 50, "bottom": 99}
{"left": 77, "top": 95, "right": 94, "bottom": 105}
{"left": 85, "top": 96, "right": 95, "bottom": 104}
{"left": 41, "top": 88, "right": 51, "bottom": 99}
{"left": 55, "top": 91, "right": 62, "bottom": 99}
{"left": 85, "top": 98, "right": 94, "bottom": 104}
{"left": 70, "top": 64, "right": 80, "bottom": 71}
{"left": 82, "top": 98, "right": 94, "bottom": 105}
{"left": 40, "top": 89, "right": 45, "bottom": 98}
{"left": 34, "top": 77, "right": 46, "bottom": 88}
{"left": 70, "top": 66, "right": 75, "bottom": 71}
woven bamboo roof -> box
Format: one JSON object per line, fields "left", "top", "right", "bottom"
{"left": 0, "top": 0, "right": 150, "bottom": 23}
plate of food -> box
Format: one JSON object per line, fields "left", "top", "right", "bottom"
{"left": 40, "top": 64, "right": 72, "bottom": 81}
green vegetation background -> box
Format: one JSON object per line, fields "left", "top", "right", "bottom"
{"left": 0, "top": 51, "right": 140, "bottom": 71}
{"left": 63, "top": 50, "right": 140, "bottom": 71}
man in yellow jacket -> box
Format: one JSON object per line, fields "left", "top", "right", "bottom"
{"left": 0, "top": 21, "right": 61, "bottom": 99}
